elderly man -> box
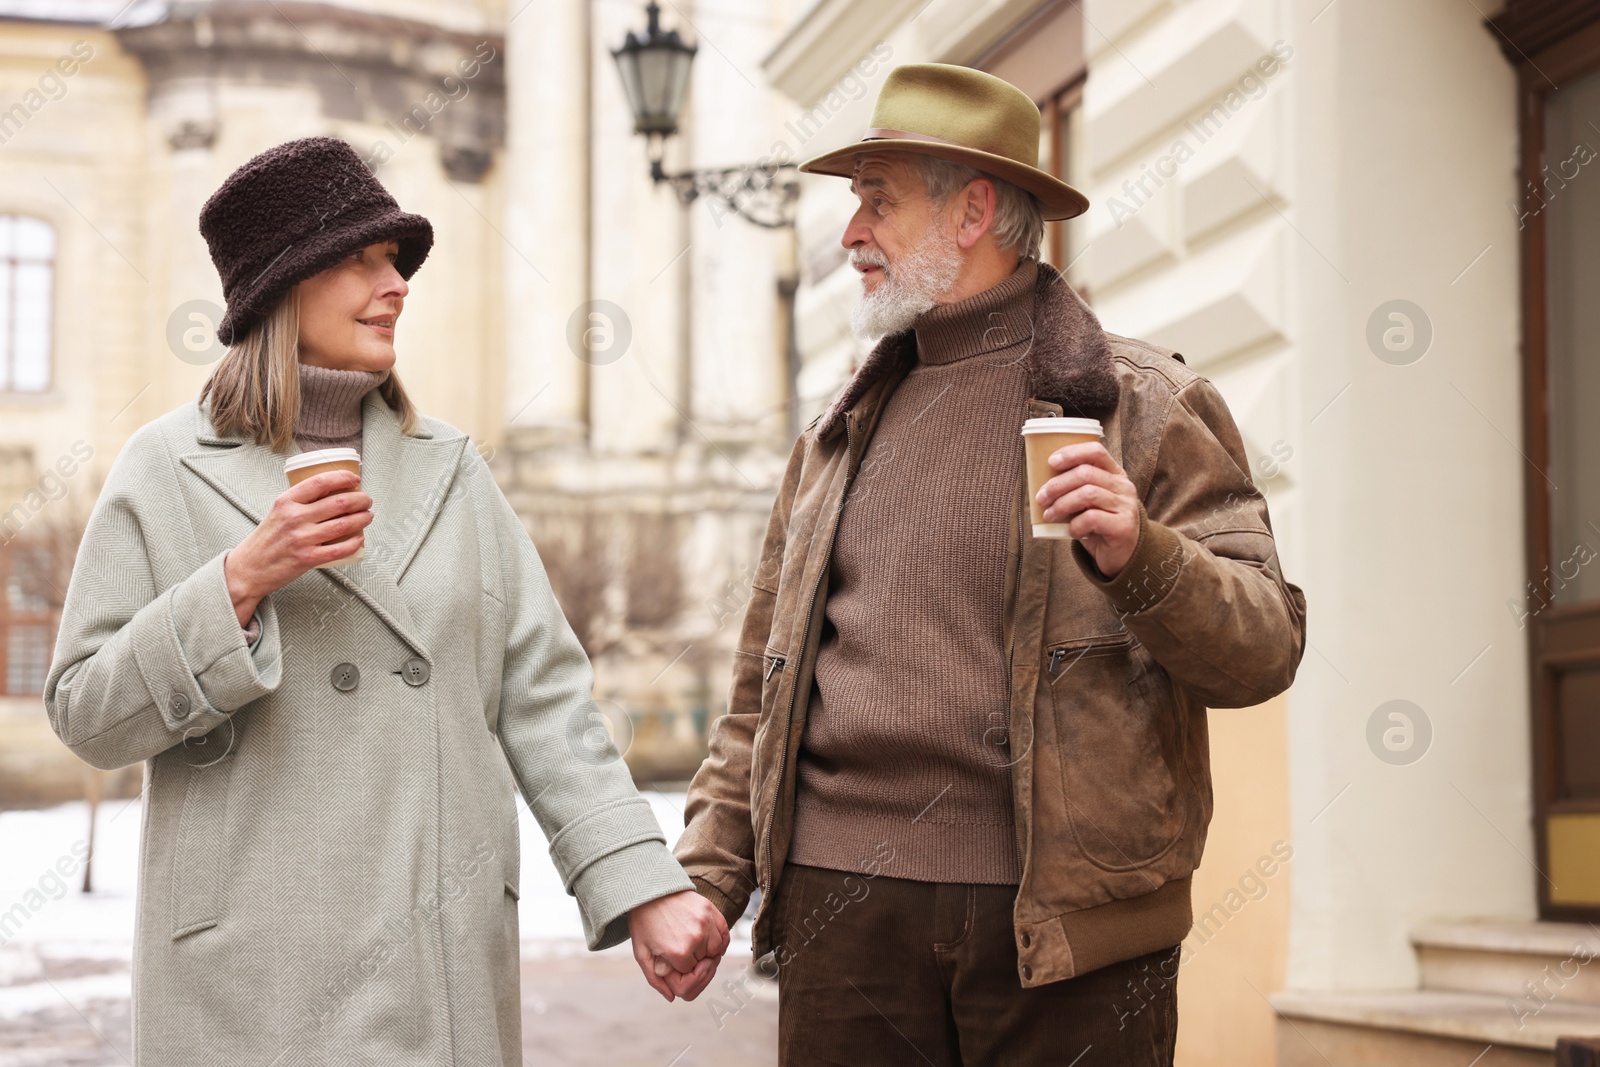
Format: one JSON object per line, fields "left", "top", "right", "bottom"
{"left": 676, "top": 63, "right": 1306, "bottom": 1065}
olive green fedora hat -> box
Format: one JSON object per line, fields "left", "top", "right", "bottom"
{"left": 799, "top": 63, "right": 1089, "bottom": 221}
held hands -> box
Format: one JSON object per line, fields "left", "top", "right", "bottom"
{"left": 222, "top": 470, "right": 374, "bottom": 627}
{"left": 627, "top": 889, "right": 730, "bottom": 1003}
{"left": 1035, "top": 441, "right": 1142, "bottom": 579}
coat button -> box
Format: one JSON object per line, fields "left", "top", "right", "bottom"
{"left": 331, "top": 663, "right": 360, "bottom": 691}
{"left": 401, "top": 657, "right": 430, "bottom": 686}
{"left": 1022, "top": 963, "right": 1033, "bottom": 980}
{"left": 169, "top": 692, "right": 190, "bottom": 719}
{"left": 1020, "top": 931, "right": 1031, "bottom": 948}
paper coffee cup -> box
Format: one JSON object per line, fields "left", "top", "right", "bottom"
{"left": 283, "top": 447, "right": 365, "bottom": 568}
{"left": 1021, "top": 417, "right": 1104, "bottom": 539}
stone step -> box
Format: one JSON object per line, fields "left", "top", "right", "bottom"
{"left": 1414, "top": 923, "right": 1600, "bottom": 1008}
{"left": 1271, "top": 988, "right": 1600, "bottom": 1065}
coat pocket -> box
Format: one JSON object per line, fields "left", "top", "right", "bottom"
{"left": 168, "top": 746, "right": 238, "bottom": 940}
{"left": 1046, "top": 635, "right": 1188, "bottom": 873}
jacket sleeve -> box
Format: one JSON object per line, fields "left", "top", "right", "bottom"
{"left": 473, "top": 450, "right": 692, "bottom": 951}
{"left": 1070, "top": 374, "right": 1308, "bottom": 708}
{"left": 43, "top": 425, "right": 285, "bottom": 770}
{"left": 672, "top": 432, "right": 806, "bottom": 926}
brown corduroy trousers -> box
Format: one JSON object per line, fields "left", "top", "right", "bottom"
{"left": 769, "top": 863, "right": 1180, "bottom": 1066}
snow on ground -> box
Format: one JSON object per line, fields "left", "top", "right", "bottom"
{"left": 0, "top": 786, "right": 750, "bottom": 1024}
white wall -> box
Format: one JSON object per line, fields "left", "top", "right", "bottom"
{"left": 1284, "top": 0, "right": 1528, "bottom": 989}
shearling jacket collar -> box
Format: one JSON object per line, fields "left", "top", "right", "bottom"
{"left": 815, "top": 258, "right": 1120, "bottom": 440}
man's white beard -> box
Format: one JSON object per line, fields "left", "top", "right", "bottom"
{"left": 849, "top": 221, "right": 964, "bottom": 341}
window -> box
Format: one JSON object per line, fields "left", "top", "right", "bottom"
{"left": 1542, "top": 64, "right": 1600, "bottom": 608}
{"left": 0, "top": 214, "right": 55, "bottom": 393}
{"left": 6, "top": 623, "right": 50, "bottom": 695}
{"left": 1040, "top": 78, "right": 1084, "bottom": 275}
{"left": 972, "top": 0, "right": 1085, "bottom": 276}
{"left": 0, "top": 538, "right": 57, "bottom": 696}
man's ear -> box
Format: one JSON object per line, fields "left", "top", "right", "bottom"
{"left": 953, "top": 177, "right": 998, "bottom": 250}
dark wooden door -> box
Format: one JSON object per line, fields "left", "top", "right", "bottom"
{"left": 1492, "top": 2, "right": 1600, "bottom": 919}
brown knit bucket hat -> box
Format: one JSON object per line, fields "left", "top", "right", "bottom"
{"left": 199, "top": 136, "right": 434, "bottom": 345}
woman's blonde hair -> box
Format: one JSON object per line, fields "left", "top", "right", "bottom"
{"left": 198, "top": 285, "right": 420, "bottom": 453}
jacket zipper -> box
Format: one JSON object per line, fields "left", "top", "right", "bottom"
{"left": 1047, "top": 648, "right": 1067, "bottom": 675}
{"left": 765, "top": 656, "right": 786, "bottom": 682}
{"left": 759, "top": 411, "right": 861, "bottom": 899}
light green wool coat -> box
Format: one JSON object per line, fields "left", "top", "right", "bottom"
{"left": 43, "top": 388, "right": 692, "bottom": 1066}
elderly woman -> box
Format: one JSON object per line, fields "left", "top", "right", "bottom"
{"left": 43, "top": 136, "right": 725, "bottom": 1066}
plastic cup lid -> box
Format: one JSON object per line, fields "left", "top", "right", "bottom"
{"left": 284, "top": 447, "right": 361, "bottom": 473}
{"left": 1021, "top": 417, "right": 1103, "bottom": 436}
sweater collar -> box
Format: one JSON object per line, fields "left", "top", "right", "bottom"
{"left": 297, "top": 361, "right": 391, "bottom": 440}
{"left": 912, "top": 258, "right": 1038, "bottom": 365}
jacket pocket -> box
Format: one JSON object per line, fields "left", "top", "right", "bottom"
{"left": 762, "top": 647, "right": 787, "bottom": 686}
{"left": 1046, "top": 635, "right": 1188, "bottom": 873}
{"left": 750, "top": 644, "right": 788, "bottom": 888}
{"left": 755, "top": 645, "right": 788, "bottom": 728}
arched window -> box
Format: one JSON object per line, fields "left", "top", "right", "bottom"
{"left": 0, "top": 215, "right": 55, "bottom": 392}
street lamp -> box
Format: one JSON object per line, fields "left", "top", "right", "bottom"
{"left": 611, "top": 0, "right": 695, "bottom": 138}
{"left": 611, "top": 1, "right": 798, "bottom": 229}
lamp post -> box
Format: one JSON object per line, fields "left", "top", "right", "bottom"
{"left": 611, "top": 1, "right": 798, "bottom": 229}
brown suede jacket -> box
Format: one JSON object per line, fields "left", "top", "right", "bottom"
{"left": 674, "top": 259, "right": 1308, "bottom": 988}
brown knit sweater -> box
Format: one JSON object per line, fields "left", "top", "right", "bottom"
{"left": 787, "top": 259, "right": 1039, "bottom": 884}
{"left": 240, "top": 361, "right": 391, "bottom": 646}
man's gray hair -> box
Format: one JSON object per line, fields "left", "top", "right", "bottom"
{"left": 906, "top": 153, "right": 1045, "bottom": 260}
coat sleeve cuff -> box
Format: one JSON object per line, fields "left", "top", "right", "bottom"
{"left": 1069, "top": 501, "right": 1187, "bottom": 617}
{"left": 571, "top": 838, "right": 697, "bottom": 951}
{"left": 146, "top": 550, "right": 282, "bottom": 724}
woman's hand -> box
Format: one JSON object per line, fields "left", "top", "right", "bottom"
{"left": 627, "top": 889, "right": 730, "bottom": 1002}
{"left": 222, "top": 469, "right": 373, "bottom": 626}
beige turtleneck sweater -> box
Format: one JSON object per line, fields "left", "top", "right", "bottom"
{"left": 240, "top": 361, "right": 391, "bottom": 646}
{"left": 293, "top": 360, "right": 391, "bottom": 459}
{"left": 786, "top": 258, "right": 1038, "bottom": 884}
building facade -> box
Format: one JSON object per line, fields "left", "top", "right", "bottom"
{"left": 0, "top": 0, "right": 797, "bottom": 794}
{"left": 7, "top": 0, "right": 1600, "bottom": 1063}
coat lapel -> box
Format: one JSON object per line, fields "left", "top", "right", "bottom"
{"left": 180, "top": 388, "right": 467, "bottom": 660}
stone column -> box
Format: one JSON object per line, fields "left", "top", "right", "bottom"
{"left": 503, "top": 0, "right": 589, "bottom": 444}
{"left": 586, "top": 0, "right": 687, "bottom": 457}
{"left": 686, "top": 0, "right": 786, "bottom": 448}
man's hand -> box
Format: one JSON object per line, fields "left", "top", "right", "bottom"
{"left": 627, "top": 889, "right": 730, "bottom": 1002}
{"left": 1036, "top": 441, "right": 1142, "bottom": 579}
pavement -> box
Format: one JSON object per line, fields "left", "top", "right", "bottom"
{"left": 1, "top": 796, "right": 779, "bottom": 1065}
{"left": 519, "top": 945, "right": 778, "bottom": 1066}
{"left": 0, "top": 940, "right": 778, "bottom": 1067}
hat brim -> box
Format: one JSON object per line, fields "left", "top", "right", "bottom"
{"left": 799, "top": 139, "right": 1089, "bottom": 221}
{"left": 217, "top": 208, "right": 434, "bottom": 346}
